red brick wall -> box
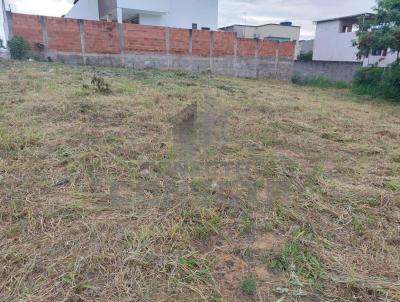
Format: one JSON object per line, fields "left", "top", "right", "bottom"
{"left": 213, "top": 31, "right": 235, "bottom": 56}
{"left": 192, "top": 30, "right": 210, "bottom": 56}
{"left": 237, "top": 38, "right": 256, "bottom": 57}
{"left": 47, "top": 17, "right": 81, "bottom": 52}
{"left": 279, "top": 42, "right": 295, "bottom": 59}
{"left": 9, "top": 14, "right": 296, "bottom": 60}
{"left": 12, "top": 13, "right": 43, "bottom": 50}
{"left": 84, "top": 20, "right": 120, "bottom": 54}
{"left": 259, "top": 40, "right": 278, "bottom": 58}
{"left": 170, "top": 28, "right": 189, "bottom": 55}
{"left": 124, "top": 24, "right": 166, "bottom": 53}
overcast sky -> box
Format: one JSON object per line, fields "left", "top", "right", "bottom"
{"left": 5, "top": 0, "right": 376, "bottom": 39}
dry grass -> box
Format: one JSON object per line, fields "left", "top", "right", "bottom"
{"left": 0, "top": 60, "right": 399, "bottom": 302}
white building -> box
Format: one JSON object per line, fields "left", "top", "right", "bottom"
{"left": 0, "top": 0, "right": 8, "bottom": 49}
{"left": 313, "top": 13, "right": 398, "bottom": 67}
{"left": 66, "top": 0, "right": 218, "bottom": 30}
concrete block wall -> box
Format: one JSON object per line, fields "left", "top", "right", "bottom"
{"left": 293, "top": 60, "right": 362, "bottom": 82}
{"left": 8, "top": 13, "right": 296, "bottom": 80}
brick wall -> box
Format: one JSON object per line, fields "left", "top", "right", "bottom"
{"left": 9, "top": 13, "right": 296, "bottom": 61}
{"left": 279, "top": 42, "right": 295, "bottom": 59}
{"left": 237, "top": 38, "right": 257, "bottom": 57}
{"left": 192, "top": 30, "right": 210, "bottom": 56}
{"left": 213, "top": 31, "right": 235, "bottom": 56}
{"left": 169, "top": 28, "right": 190, "bottom": 55}
{"left": 124, "top": 24, "right": 166, "bottom": 53}
{"left": 259, "top": 40, "right": 278, "bottom": 58}
{"left": 84, "top": 21, "right": 120, "bottom": 54}
{"left": 47, "top": 17, "right": 81, "bottom": 52}
{"left": 12, "top": 13, "right": 42, "bottom": 50}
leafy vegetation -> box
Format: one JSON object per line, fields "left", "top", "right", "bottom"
{"left": 7, "top": 36, "right": 31, "bottom": 60}
{"left": 270, "top": 242, "right": 325, "bottom": 287}
{"left": 355, "top": 0, "right": 400, "bottom": 62}
{"left": 242, "top": 276, "right": 257, "bottom": 296}
{"left": 292, "top": 75, "right": 349, "bottom": 89}
{"left": 353, "top": 63, "right": 400, "bottom": 100}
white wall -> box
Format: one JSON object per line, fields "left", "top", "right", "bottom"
{"left": 313, "top": 20, "right": 360, "bottom": 62}
{"left": 0, "top": 0, "right": 7, "bottom": 48}
{"left": 363, "top": 52, "right": 398, "bottom": 67}
{"left": 65, "top": 0, "right": 100, "bottom": 20}
{"left": 167, "top": 0, "right": 218, "bottom": 29}
{"left": 117, "top": 0, "right": 218, "bottom": 29}
{"left": 65, "top": 0, "right": 218, "bottom": 29}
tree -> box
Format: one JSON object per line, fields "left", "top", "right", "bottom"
{"left": 355, "top": 0, "right": 400, "bottom": 62}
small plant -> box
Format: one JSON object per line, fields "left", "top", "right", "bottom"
{"left": 7, "top": 36, "right": 31, "bottom": 60}
{"left": 270, "top": 241, "right": 325, "bottom": 287}
{"left": 385, "top": 180, "right": 400, "bottom": 192}
{"left": 91, "top": 75, "right": 111, "bottom": 94}
{"left": 292, "top": 75, "right": 349, "bottom": 89}
{"left": 242, "top": 276, "right": 256, "bottom": 296}
{"left": 239, "top": 211, "right": 256, "bottom": 233}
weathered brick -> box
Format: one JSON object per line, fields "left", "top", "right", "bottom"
{"left": 12, "top": 13, "right": 42, "bottom": 50}
{"left": 213, "top": 31, "right": 234, "bottom": 56}
{"left": 47, "top": 17, "right": 81, "bottom": 52}
{"left": 237, "top": 38, "right": 256, "bottom": 57}
{"left": 124, "top": 24, "right": 166, "bottom": 53}
{"left": 170, "top": 28, "right": 189, "bottom": 54}
{"left": 192, "top": 30, "right": 210, "bottom": 56}
{"left": 84, "top": 20, "right": 120, "bottom": 54}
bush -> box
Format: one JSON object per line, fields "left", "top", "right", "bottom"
{"left": 353, "top": 63, "right": 400, "bottom": 101}
{"left": 297, "top": 51, "right": 313, "bottom": 61}
{"left": 7, "top": 36, "right": 31, "bottom": 60}
{"left": 292, "top": 75, "right": 349, "bottom": 89}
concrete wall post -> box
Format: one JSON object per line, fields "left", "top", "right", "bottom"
{"left": 274, "top": 42, "right": 280, "bottom": 78}
{"left": 233, "top": 33, "right": 238, "bottom": 77}
{"left": 188, "top": 29, "right": 193, "bottom": 71}
{"left": 5, "top": 11, "right": 12, "bottom": 39}
{"left": 117, "top": 7, "right": 123, "bottom": 24}
{"left": 118, "top": 23, "right": 125, "bottom": 66}
{"left": 79, "top": 20, "right": 86, "bottom": 65}
{"left": 165, "top": 26, "right": 171, "bottom": 69}
{"left": 255, "top": 38, "right": 260, "bottom": 79}
{"left": 209, "top": 31, "right": 214, "bottom": 72}
{"left": 40, "top": 16, "right": 48, "bottom": 52}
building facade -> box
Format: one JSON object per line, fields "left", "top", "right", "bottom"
{"left": 219, "top": 23, "right": 300, "bottom": 42}
{"left": 0, "top": 0, "right": 8, "bottom": 48}
{"left": 66, "top": 0, "right": 218, "bottom": 30}
{"left": 313, "top": 13, "right": 398, "bottom": 66}
{"left": 219, "top": 22, "right": 300, "bottom": 56}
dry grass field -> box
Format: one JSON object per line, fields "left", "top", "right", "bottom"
{"left": 0, "top": 61, "right": 399, "bottom": 302}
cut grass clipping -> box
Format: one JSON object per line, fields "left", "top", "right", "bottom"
{"left": 1, "top": 61, "right": 400, "bottom": 302}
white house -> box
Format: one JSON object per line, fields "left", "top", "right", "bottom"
{"left": 66, "top": 0, "right": 218, "bottom": 30}
{"left": 313, "top": 13, "right": 398, "bottom": 67}
{"left": 0, "top": 0, "right": 8, "bottom": 49}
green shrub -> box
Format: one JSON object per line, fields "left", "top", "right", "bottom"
{"left": 242, "top": 276, "right": 256, "bottom": 295}
{"left": 292, "top": 75, "right": 349, "bottom": 89}
{"left": 7, "top": 36, "right": 31, "bottom": 60}
{"left": 353, "top": 63, "right": 400, "bottom": 101}
{"left": 297, "top": 51, "right": 313, "bottom": 61}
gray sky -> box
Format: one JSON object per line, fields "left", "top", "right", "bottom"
{"left": 5, "top": 0, "right": 376, "bottom": 39}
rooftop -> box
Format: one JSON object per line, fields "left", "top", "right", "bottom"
{"left": 219, "top": 23, "right": 300, "bottom": 30}
{"left": 314, "top": 13, "right": 374, "bottom": 24}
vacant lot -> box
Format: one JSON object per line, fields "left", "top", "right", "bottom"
{"left": 0, "top": 61, "right": 399, "bottom": 302}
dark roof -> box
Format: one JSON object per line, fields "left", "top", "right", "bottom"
{"left": 219, "top": 23, "right": 300, "bottom": 30}
{"left": 314, "top": 13, "right": 374, "bottom": 24}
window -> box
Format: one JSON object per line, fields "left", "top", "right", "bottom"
{"left": 192, "top": 23, "right": 198, "bottom": 30}
{"left": 201, "top": 27, "right": 210, "bottom": 31}
{"left": 372, "top": 49, "right": 382, "bottom": 56}
{"left": 265, "top": 36, "right": 290, "bottom": 42}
